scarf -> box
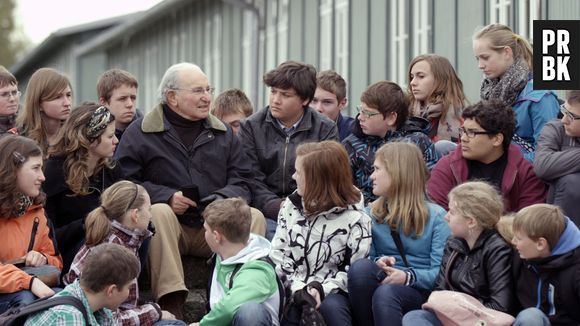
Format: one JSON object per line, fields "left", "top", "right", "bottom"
{"left": 480, "top": 59, "right": 529, "bottom": 106}
{"left": 16, "top": 195, "right": 33, "bottom": 217}
{"left": 412, "top": 102, "right": 462, "bottom": 142}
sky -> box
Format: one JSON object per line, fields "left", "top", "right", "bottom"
{"left": 15, "top": 0, "right": 164, "bottom": 45}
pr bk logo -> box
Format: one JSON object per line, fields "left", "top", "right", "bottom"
{"left": 534, "top": 20, "right": 580, "bottom": 90}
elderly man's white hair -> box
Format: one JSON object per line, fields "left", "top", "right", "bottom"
{"left": 157, "top": 63, "right": 204, "bottom": 104}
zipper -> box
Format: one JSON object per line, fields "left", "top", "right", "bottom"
{"left": 282, "top": 136, "right": 290, "bottom": 194}
{"left": 27, "top": 217, "right": 40, "bottom": 252}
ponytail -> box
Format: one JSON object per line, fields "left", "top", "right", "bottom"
{"left": 513, "top": 35, "right": 534, "bottom": 70}
{"left": 85, "top": 206, "right": 112, "bottom": 246}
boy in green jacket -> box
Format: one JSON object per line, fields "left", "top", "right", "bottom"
{"left": 192, "top": 198, "right": 280, "bottom": 326}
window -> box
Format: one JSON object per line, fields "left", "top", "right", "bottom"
{"left": 242, "top": 10, "right": 256, "bottom": 102}
{"left": 278, "top": 0, "right": 289, "bottom": 63}
{"left": 335, "top": 0, "right": 349, "bottom": 79}
{"left": 517, "top": 0, "right": 540, "bottom": 42}
{"left": 488, "top": 0, "right": 512, "bottom": 25}
{"left": 412, "top": 0, "right": 430, "bottom": 57}
{"left": 390, "top": 0, "right": 409, "bottom": 86}
{"left": 319, "top": 0, "right": 333, "bottom": 70}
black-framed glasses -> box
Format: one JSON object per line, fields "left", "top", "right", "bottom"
{"left": 560, "top": 104, "right": 580, "bottom": 121}
{"left": 172, "top": 86, "right": 215, "bottom": 95}
{"left": 356, "top": 105, "right": 382, "bottom": 119}
{"left": 0, "top": 90, "right": 21, "bottom": 99}
{"left": 459, "top": 127, "right": 495, "bottom": 139}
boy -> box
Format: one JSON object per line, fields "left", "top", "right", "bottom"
{"left": 310, "top": 70, "right": 354, "bottom": 140}
{"left": 210, "top": 88, "right": 253, "bottom": 134}
{"left": 193, "top": 198, "right": 280, "bottom": 326}
{"left": 25, "top": 243, "right": 140, "bottom": 325}
{"left": 534, "top": 90, "right": 580, "bottom": 226}
{"left": 342, "top": 80, "right": 438, "bottom": 204}
{"left": 511, "top": 204, "right": 580, "bottom": 326}
{"left": 97, "top": 69, "right": 141, "bottom": 141}
{"left": 0, "top": 65, "right": 20, "bottom": 133}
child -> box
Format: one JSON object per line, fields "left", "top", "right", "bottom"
{"left": 0, "top": 135, "right": 62, "bottom": 313}
{"left": 270, "top": 140, "right": 372, "bottom": 326}
{"left": 63, "top": 180, "right": 185, "bottom": 325}
{"left": 311, "top": 70, "right": 354, "bottom": 140}
{"left": 403, "top": 181, "right": 514, "bottom": 325}
{"left": 347, "top": 142, "right": 450, "bottom": 326}
{"left": 511, "top": 204, "right": 580, "bottom": 326}
{"left": 25, "top": 243, "right": 140, "bottom": 325}
{"left": 193, "top": 197, "right": 280, "bottom": 326}
{"left": 210, "top": 89, "right": 253, "bottom": 134}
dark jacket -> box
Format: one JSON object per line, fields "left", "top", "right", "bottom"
{"left": 115, "top": 109, "right": 143, "bottom": 142}
{"left": 0, "top": 114, "right": 16, "bottom": 134}
{"left": 238, "top": 106, "right": 338, "bottom": 216}
{"left": 434, "top": 229, "right": 514, "bottom": 313}
{"left": 343, "top": 115, "right": 439, "bottom": 204}
{"left": 115, "top": 104, "right": 252, "bottom": 204}
{"left": 43, "top": 155, "right": 124, "bottom": 271}
{"left": 513, "top": 218, "right": 580, "bottom": 325}
{"left": 427, "top": 144, "right": 546, "bottom": 211}
{"left": 534, "top": 119, "right": 580, "bottom": 181}
{"left": 337, "top": 112, "right": 355, "bottom": 141}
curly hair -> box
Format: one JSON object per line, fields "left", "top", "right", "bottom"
{"left": 462, "top": 99, "right": 516, "bottom": 150}
{"left": 16, "top": 68, "right": 71, "bottom": 154}
{"left": 48, "top": 102, "right": 115, "bottom": 196}
{"left": 0, "top": 135, "right": 45, "bottom": 217}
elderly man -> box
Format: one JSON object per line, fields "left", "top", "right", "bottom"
{"left": 116, "top": 62, "right": 265, "bottom": 319}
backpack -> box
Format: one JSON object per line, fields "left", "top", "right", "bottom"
{"left": 207, "top": 254, "right": 286, "bottom": 322}
{"left": 0, "top": 295, "right": 90, "bottom": 326}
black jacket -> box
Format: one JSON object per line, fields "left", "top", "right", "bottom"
{"left": 513, "top": 218, "right": 580, "bottom": 325}
{"left": 238, "top": 106, "right": 338, "bottom": 216}
{"left": 115, "top": 104, "right": 252, "bottom": 204}
{"left": 434, "top": 229, "right": 514, "bottom": 313}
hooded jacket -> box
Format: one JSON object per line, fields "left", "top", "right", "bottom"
{"left": 204, "top": 234, "right": 280, "bottom": 326}
{"left": 427, "top": 143, "right": 546, "bottom": 212}
{"left": 342, "top": 116, "right": 439, "bottom": 204}
{"left": 513, "top": 217, "right": 580, "bottom": 325}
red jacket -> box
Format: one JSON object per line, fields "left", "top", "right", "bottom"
{"left": 0, "top": 205, "right": 62, "bottom": 293}
{"left": 427, "top": 144, "right": 546, "bottom": 212}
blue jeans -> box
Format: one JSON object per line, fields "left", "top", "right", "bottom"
{"left": 513, "top": 308, "right": 550, "bottom": 326}
{"left": 266, "top": 218, "right": 277, "bottom": 241}
{"left": 153, "top": 319, "right": 188, "bottom": 325}
{"left": 348, "top": 259, "right": 427, "bottom": 326}
{"left": 0, "top": 290, "right": 37, "bottom": 314}
{"left": 319, "top": 291, "right": 352, "bottom": 326}
{"left": 233, "top": 302, "right": 272, "bottom": 326}
{"left": 402, "top": 309, "right": 443, "bottom": 326}
{"left": 434, "top": 140, "right": 457, "bottom": 158}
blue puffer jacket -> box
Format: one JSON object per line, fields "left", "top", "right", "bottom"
{"left": 512, "top": 77, "right": 559, "bottom": 162}
{"left": 368, "top": 202, "right": 450, "bottom": 291}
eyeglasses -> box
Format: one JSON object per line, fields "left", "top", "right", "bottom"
{"left": 0, "top": 90, "right": 21, "bottom": 99}
{"left": 459, "top": 127, "right": 495, "bottom": 139}
{"left": 560, "top": 104, "right": 580, "bottom": 121}
{"left": 357, "top": 105, "right": 382, "bottom": 119}
{"left": 172, "top": 86, "right": 215, "bottom": 95}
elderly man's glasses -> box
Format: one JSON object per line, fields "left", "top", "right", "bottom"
{"left": 172, "top": 87, "right": 215, "bottom": 95}
{"left": 459, "top": 127, "right": 495, "bottom": 138}
{"left": 356, "top": 105, "right": 382, "bottom": 119}
{"left": 560, "top": 104, "right": 580, "bottom": 121}
{"left": 0, "top": 90, "right": 21, "bottom": 99}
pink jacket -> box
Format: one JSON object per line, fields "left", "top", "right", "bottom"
{"left": 427, "top": 144, "right": 546, "bottom": 212}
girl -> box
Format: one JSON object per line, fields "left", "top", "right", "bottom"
{"left": 473, "top": 24, "right": 559, "bottom": 161}
{"left": 347, "top": 142, "right": 450, "bottom": 326}
{"left": 408, "top": 54, "right": 466, "bottom": 144}
{"left": 0, "top": 135, "right": 62, "bottom": 313}
{"left": 402, "top": 181, "right": 514, "bottom": 325}
{"left": 16, "top": 68, "right": 72, "bottom": 153}
{"left": 269, "top": 140, "right": 372, "bottom": 326}
{"left": 43, "top": 103, "right": 122, "bottom": 273}
{"left": 64, "top": 180, "right": 186, "bottom": 325}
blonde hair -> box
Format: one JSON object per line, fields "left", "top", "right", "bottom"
{"left": 203, "top": 197, "right": 251, "bottom": 243}
{"left": 473, "top": 24, "right": 534, "bottom": 70}
{"left": 84, "top": 181, "right": 147, "bottom": 246}
{"left": 371, "top": 142, "right": 428, "bottom": 236}
{"left": 448, "top": 181, "right": 504, "bottom": 230}
{"left": 497, "top": 214, "right": 515, "bottom": 244}
{"left": 16, "top": 68, "right": 71, "bottom": 153}
{"left": 513, "top": 204, "right": 566, "bottom": 250}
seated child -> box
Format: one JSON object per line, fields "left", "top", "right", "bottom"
{"left": 25, "top": 243, "right": 140, "bottom": 325}
{"left": 511, "top": 204, "right": 580, "bottom": 326}
{"left": 63, "top": 180, "right": 186, "bottom": 325}
{"left": 192, "top": 198, "right": 280, "bottom": 326}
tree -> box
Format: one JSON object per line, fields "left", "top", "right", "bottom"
{"left": 0, "top": 0, "right": 31, "bottom": 69}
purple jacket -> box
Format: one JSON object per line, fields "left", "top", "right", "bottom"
{"left": 427, "top": 144, "right": 546, "bottom": 212}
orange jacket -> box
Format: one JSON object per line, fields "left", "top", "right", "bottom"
{"left": 0, "top": 204, "right": 62, "bottom": 293}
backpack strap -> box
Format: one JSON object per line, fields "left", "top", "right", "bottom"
{"left": 19, "top": 295, "right": 89, "bottom": 324}
{"left": 390, "top": 229, "right": 409, "bottom": 267}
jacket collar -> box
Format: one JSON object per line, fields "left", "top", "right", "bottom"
{"left": 264, "top": 106, "right": 313, "bottom": 132}
{"left": 141, "top": 103, "right": 227, "bottom": 133}
{"left": 448, "top": 228, "right": 497, "bottom": 254}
